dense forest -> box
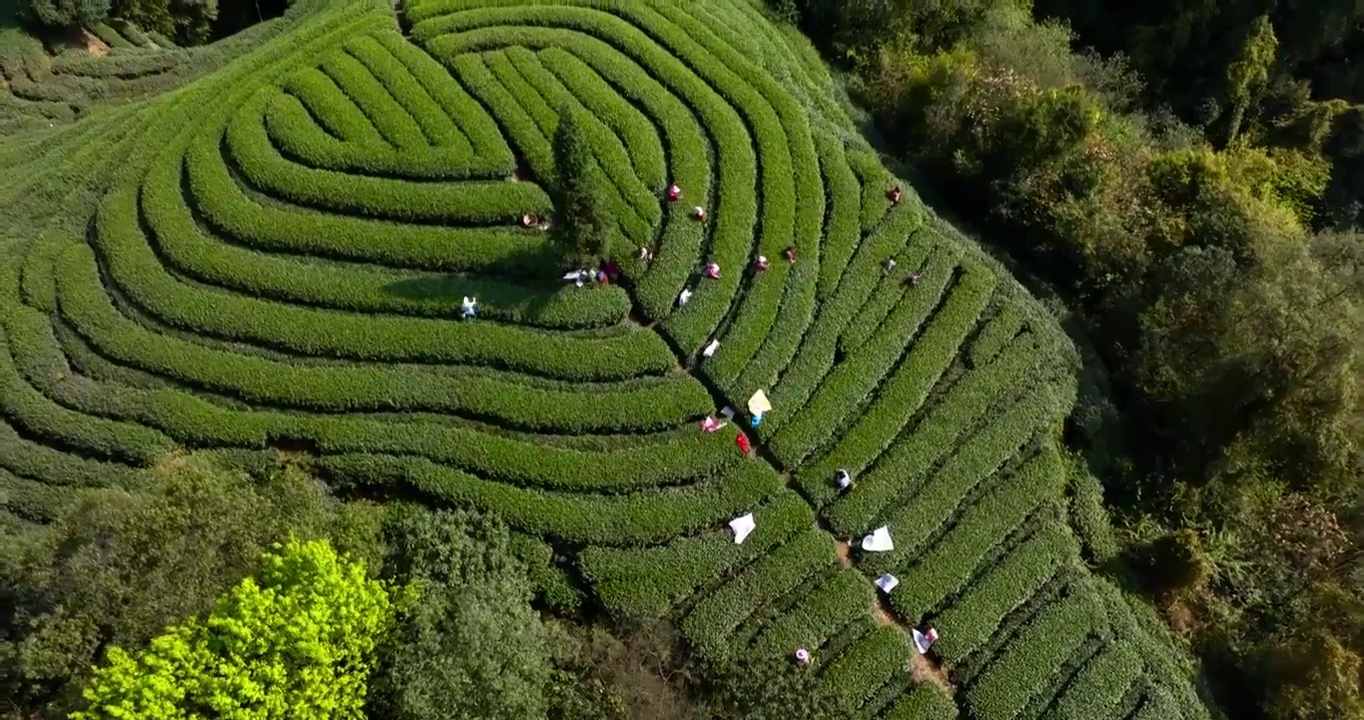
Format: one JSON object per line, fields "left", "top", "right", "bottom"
{"left": 15, "top": 0, "right": 289, "bottom": 44}
{"left": 779, "top": 1, "right": 1364, "bottom": 718}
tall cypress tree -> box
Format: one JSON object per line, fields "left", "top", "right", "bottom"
{"left": 551, "top": 110, "right": 610, "bottom": 266}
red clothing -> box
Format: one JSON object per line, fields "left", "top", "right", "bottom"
{"left": 736, "top": 434, "right": 751, "bottom": 454}
{"left": 667, "top": 185, "right": 682, "bottom": 202}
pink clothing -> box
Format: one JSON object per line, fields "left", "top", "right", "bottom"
{"left": 704, "top": 262, "right": 721, "bottom": 279}
{"left": 667, "top": 184, "right": 682, "bottom": 202}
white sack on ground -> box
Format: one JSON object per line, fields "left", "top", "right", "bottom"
{"left": 729, "top": 513, "right": 756, "bottom": 544}
{"left": 861, "top": 526, "right": 894, "bottom": 552}
{"left": 875, "top": 574, "right": 900, "bottom": 594}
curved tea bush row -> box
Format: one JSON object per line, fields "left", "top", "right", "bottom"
{"left": 1132, "top": 686, "right": 1183, "bottom": 720}
{"left": 748, "top": 568, "right": 871, "bottom": 657}
{"left": 682, "top": 528, "right": 835, "bottom": 663}
{"left": 502, "top": 47, "right": 659, "bottom": 225}
{"left": 536, "top": 40, "right": 707, "bottom": 319}
{"left": 419, "top": 11, "right": 760, "bottom": 353}
{"left": 367, "top": 28, "right": 513, "bottom": 162}
{"left": 57, "top": 247, "right": 708, "bottom": 432}
{"left": 229, "top": 92, "right": 552, "bottom": 223}
{"left": 772, "top": 250, "right": 979, "bottom": 467}
{"left": 450, "top": 52, "right": 556, "bottom": 182}
{"left": 971, "top": 303, "right": 1029, "bottom": 367}
{"left": 932, "top": 521, "right": 1079, "bottom": 664}
{"left": 538, "top": 48, "right": 666, "bottom": 191}
{"left": 51, "top": 51, "right": 182, "bottom": 78}
{"left": 838, "top": 243, "right": 949, "bottom": 355}
{"left": 142, "top": 154, "right": 629, "bottom": 329}
{"left": 856, "top": 382, "right": 1066, "bottom": 562}
{"left": 99, "top": 191, "right": 673, "bottom": 381}
{"left": 646, "top": 0, "right": 826, "bottom": 399}
{"left": 848, "top": 146, "right": 900, "bottom": 232}
{"left": 1042, "top": 641, "right": 1143, "bottom": 720}
{"left": 0, "top": 420, "right": 146, "bottom": 491}
{"left": 814, "top": 331, "right": 1045, "bottom": 524}
{"left": 796, "top": 269, "right": 996, "bottom": 505}
{"left": 344, "top": 34, "right": 466, "bottom": 147}
{"left": 283, "top": 67, "right": 388, "bottom": 144}
{"left": 818, "top": 625, "right": 911, "bottom": 713}
{"left": 963, "top": 587, "right": 1106, "bottom": 720}
{"left": 885, "top": 448, "right": 1064, "bottom": 622}
{"left": 1, "top": 470, "right": 82, "bottom": 522}
{"left": 188, "top": 103, "right": 556, "bottom": 272}
{"left": 883, "top": 685, "right": 959, "bottom": 720}
{"left": 0, "top": 327, "right": 173, "bottom": 465}
{"left": 266, "top": 93, "right": 504, "bottom": 179}
{"left": 813, "top": 132, "right": 863, "bottom": 301}
{"left": 581, "top": 491, "right": 814, "bottom": 620}
{"left": 320, "top": 51, "right": 427, "bottom": 148}
{"left": 755, "top": 204, "right": 925, "bottom": 438}
{"left": 316, "top": 452, "right": 783, "bottom": 546}
{"left": 10, "top": 324, "right": 741, "bottom": 491}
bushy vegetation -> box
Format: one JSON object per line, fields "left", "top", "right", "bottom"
{"left": 0, "top": 0, "right": 1227, "bottom": 718}
{"left": 1, "top": 454, "right": 383, "bottom": 717}
{"left": 74, "top": 537, "right": 395, "bottom": 720}
{"left": 781, "top": 0, "right": 1364, "bottom": 718}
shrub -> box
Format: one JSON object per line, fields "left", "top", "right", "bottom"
{"left": 932, "top": 521, "right": 1079, "bottom": 663}
{"left": 962, "top": 586, "right": 1106, "bottom": 720}
{"left": 682, "top": 528, "right": 835, "bottom": 662}
{"left": 886, "top": 447, "right": 1065, "bottom": 622}
{"left": 553, "top": 108, "right": 612, "bottom": 265}
{"left": 817, "top": 335, "right": 1047, "bottom": 534}
{"left": 373, "top": 507, "right": 553, "bottom": 720}
{"left": 581, "top": 491, "right": 813, "bottom": 621}
{"left": 74, "top": 538, "right": 394, "bottom": 720}
{"left": 1127, "top": 529, "right": 1214, "bottom": 602}
{"left": 20, "top": 0, "right": 110, "bottom": 29}
{"left": 795, "top": 270, "right": 999, "bottom": 504}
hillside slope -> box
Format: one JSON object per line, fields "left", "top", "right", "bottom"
{"left": 0, "top": 1, "right": 1212, "bottom": 718}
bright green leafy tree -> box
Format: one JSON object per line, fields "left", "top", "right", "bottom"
{"left": 73, "top": 538, "right": 394, "bottom": 720}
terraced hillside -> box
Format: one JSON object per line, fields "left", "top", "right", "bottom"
{"left": 0, "top": 1, "right": 1211, "bottom": 718}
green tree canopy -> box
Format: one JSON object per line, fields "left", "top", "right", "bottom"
{"left": 551, "top": 109, "right": 611, "bottom": 266}
{"left": 1, "top": 455, "right": 383, "bottom": 716}
{"left": 73, "top": 537, "right": 394, "bottom": 720}
{"left": 18, "top": 0, "right": 110, "bottom": 27}
{"left": 369, "top": 506, "right": 554, "bottom": 720}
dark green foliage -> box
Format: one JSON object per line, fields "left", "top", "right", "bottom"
{"left": 708, "top": 655, "right": 844, "bottom": 720}
{"left": 0, "top": 455, "right": 383, "bottom": 717}
{"left": 372, "top": 506, "right": 553, "bottom": 720}
{"left": 552, "top": 109, "right": 611, "bottom": 265}
{"left": 19, "top": 0, "right": 109, "bottom": 27}
{"left": 1128, "top": 530, "right": 1213, "bottom": 602}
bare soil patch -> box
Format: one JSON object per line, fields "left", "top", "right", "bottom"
{"left": 74, "top": 28, "right": 110, "bottom": 56}
{"left": 835, "top": 539, "right": 854, "bottom": 568}
{"left": 870, "top": 596, "right": 957, "bottom": 696}
{"left": 911, "top": 651, "right": 956, "bottom": 697}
